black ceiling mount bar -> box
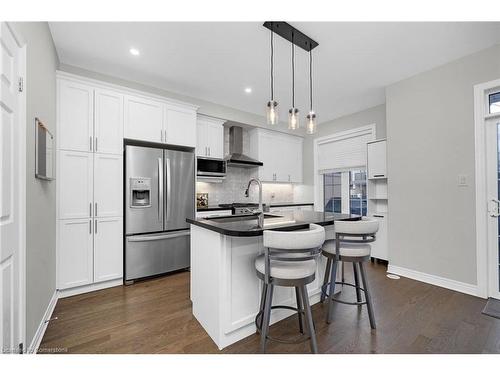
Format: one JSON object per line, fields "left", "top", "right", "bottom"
{"left": 263, "top": 21, "right": 319, "bottom": 52}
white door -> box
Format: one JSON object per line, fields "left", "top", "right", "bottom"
{"left": 124, "top": 95, "right": 164, "bottom": 143}
{"left": 58, "top": 219, "right": 93, "bottom": 289}
{"left": 94, "top": 153, "right": 123, "bottom": 218}
{"left": 0, "top": 22, "right": 24, "bottom": 354}
{"left": 207, "top": 122, "right": 224, "bottom": 159}
{"left": 58, "top": 80, "right": 94, "bottom": 152}
{"left": 94, "top": 217, "right": 123, "bottom": 282}
{"left": 57, "top": 150, "right": 93, "bottom": 220}
{"left": 165, "top": 105, "right": 196, "bottom": 147}
{"left": 258, "top": 132, "right": 277, "bottom": 182}
{"left": 485, "top": 109, "right": 500, "bottom": 299}
{"left": 94, "top": 89, "right": 123, "bottom": 155}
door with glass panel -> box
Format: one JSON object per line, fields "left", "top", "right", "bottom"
{"left": 324, "top": 169, "right": 367, "bottom": 215}
{"left": 486, "top": 90, "right": 500, "bottom": 299}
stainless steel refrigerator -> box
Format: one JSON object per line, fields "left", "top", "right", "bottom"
{"left": 125, "top": 144, "right": 195, "bottom": 283}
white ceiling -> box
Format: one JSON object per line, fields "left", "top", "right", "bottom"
{"left": 49, "top": 22, "right": 500, "bottom": 124}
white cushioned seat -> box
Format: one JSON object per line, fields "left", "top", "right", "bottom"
{"left": 255, "top": 254, "right": 317, "bottom": 279}
{"left": 322, "top": 240, "right": 371, "bottom": 258}
{"left": 334, "top": 218, "right": 379, "bottom": 235}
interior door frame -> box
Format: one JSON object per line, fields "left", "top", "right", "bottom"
{"left": 474, "top": 77, "right": 500, "bottom": 299}
{"left": 2, "top": 22, "right": 27, "bottom": 352}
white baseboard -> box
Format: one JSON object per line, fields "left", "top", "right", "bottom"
{"left": 58, "top": 278, "right": 122, "bottom": 298}
{"left": 387, "top": 265, "right": 479, "bottom": 297}
{"left": 28, "top": 290, "right": 58, "bottom": 354}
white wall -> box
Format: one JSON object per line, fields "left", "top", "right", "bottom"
{"left": 11, "top": 22, "right": 60, "bottom": 346}
{"left": 386, "top": 44, "right": 500, "bottom": 286}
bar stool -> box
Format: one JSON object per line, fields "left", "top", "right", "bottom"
{"left": 320, "top": 218, "right": 379, "bottom": 328}
{"left": 255, "top": 224, "right": 325, "bottom": 353}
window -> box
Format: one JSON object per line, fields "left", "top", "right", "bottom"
{"left": 324, "top": 168, "right": 367, "bottom": 215}
{"left": 489, "top": 92, "right": 500, "bottom": 114}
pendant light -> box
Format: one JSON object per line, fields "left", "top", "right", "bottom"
{"left": 266, "top": 26, "right": 279, "bottom": 125}
{"left": 306, "top": 49, "right": 317, "bottom": 134}
{"left": 288, "top": 33, "right": 299, "bottom": 130}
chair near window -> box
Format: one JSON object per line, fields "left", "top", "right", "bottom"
{"left": 255, "top": 224, "right": 325, "bottom": 353}
{"left": 320, "top": 218, "right": 379, "bottom": 328}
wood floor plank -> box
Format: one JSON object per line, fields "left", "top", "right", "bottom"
{"left": 39, "top": 263, "right": 500, "bottom": 354}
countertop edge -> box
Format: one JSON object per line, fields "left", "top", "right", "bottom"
{"left": 196, "top": 202, "right": 314, "bottom": 212}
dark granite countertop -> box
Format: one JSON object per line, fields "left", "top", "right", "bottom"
{"left": 186, "top": 210, "right": 360, "bottom": 237}
{"left": 196, "top": 202, "right": 314, "bottom": 212}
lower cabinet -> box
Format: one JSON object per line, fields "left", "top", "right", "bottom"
{"left": 58, "top": 217, "right": 123, "bottom": 290}
{"left": 370, "top": 213, "right": 388, "bottom": 261}
{"left": 58, "top": 219, "right": 93, "bottom": 289}
{"left": 94, "top": 217, "right": 123, "bottom": 283}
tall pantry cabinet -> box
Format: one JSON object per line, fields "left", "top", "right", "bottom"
{"left": 56, "top": 77, "right": 123, "bottom": 292}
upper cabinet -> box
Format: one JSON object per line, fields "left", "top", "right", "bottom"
{"left": 249, "top": 128, "right": 303, "bottom": 183}
{"left": 94, "top": 89, "right": 124, "bottom": 154}
{"left": 367, "top": 139, "right": 387, "bottom": 179}
{"left": 58, "top": 80, "right": 94, "bottom": 152}
{"left": 165, "top": 104, "right": 197, "bottom": 147}
{"left": 196, "top": 115, "right": 225, "bottom": 159}
{"left": 58, "top": 79, "right": 124, "bottom": 155}
{"left": 124, "top": 95, "right": 164, "bottom": 143}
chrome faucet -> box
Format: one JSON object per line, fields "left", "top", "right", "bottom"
{"left": 244, "top": 178, "right": 264, "bottom": 227}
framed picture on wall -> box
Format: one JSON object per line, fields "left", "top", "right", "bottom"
{"left": 35, "top": 117, "right": 55, "bottom": 181}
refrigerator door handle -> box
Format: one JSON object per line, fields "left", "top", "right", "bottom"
{"left": 128, "top": 230, "right": 190, "bottom": 242}
{"left": 158, "top": 158, "right": 163, "bottom": 223}
{"left": 166, "top": 157, "right": 171, "bottom": 222}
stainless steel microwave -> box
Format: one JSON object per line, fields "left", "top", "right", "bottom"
{"left": 197, "top": 157, "right": 227, "bottom": 178}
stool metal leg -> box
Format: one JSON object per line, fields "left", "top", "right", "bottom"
{"left": 300, "top": 285, "right": 318, "bottom": 354}
{"left": 352, "top": 262, "right": 362, "bottom": 304}
{"left": 295, "top": 287, "right": 304, "bottom": 334}
{"left": 257, "top": 283, "right": 268, "bottom": 330}
{"left": 260, "top": 284, "right": 274, "bottom": 353}
{"left": 320, "top": 258, "right": 332, "bottom": 303}
{"left": 358, "top": 262, "right": 376, "bottom": 329}
{"left": 326, "top": 259, "right": 338, "bottom": 324}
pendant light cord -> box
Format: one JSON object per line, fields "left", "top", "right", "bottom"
{"left": 270, "top": 26, "right": 274, "bottom": 101}
{"left": 291, "top": 33, "right": 295, "bottom": 108}
{"left": 309, "top": 50, "right": 313, "bottom": 111}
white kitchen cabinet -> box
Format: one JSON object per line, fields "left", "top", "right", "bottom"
{"left": 367, "top": 139, "right": 387, "bottom": 179}
{"left": 370, "top": 213, "right": 388, "bottom": 261}
{"left": 269, "top": 204, "right": 314, "bottom": 213}
{"left": 94, "top": 89, "right": 124, "bottom": 154}
{"left": 58, "top": 80, "right": 94, "bottom": 152}
{"left": 94, "top": 217, "right": 123, "bottom": 282}
{"left": 196, "top": 115, "right": 225, "bottom": 159}
{"left": 58, "top": 218, "right": 94, "bottom": 289}
{"left": 124, "top": 95, "right": 164, "bottom": 143}
{"left": 94, "top": 153, "right": 123, "bottom": 218}
{"left": 249, "top": 129, "right": 303, "bottom": 183}
{"left": 57, "top": 150, "right": 93, "bottom": 220}
{"left": 165, "top": 104, "right": 197, "bottom": 147}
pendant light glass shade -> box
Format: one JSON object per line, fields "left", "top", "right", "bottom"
{"left": 267, "top": 100, "right": 279, "bottom": 125}
{"left": 288, "top": 108, "right": 299, "bottom": 130}
{"left": 306, "top": 111, "right": 317, "bottom": 134}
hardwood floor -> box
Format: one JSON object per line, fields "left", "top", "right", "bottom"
{"left": 39, "top": 262, "right": 500, "bottom": 354}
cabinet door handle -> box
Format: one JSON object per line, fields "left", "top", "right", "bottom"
{"left": 288, "top": 174, "right": 290, "bottom": 182}
{"left": 95, "top": 137, "right": 98, "bottom": 152}
{"left": 95, "top": 220, "right": 98, "bottom": 234}
{"left": 89, "top": 202, "right": 92, "bottom": 217}
{"left": 209, "top": 147, "right": 211, "bottom": 156}
{"left": 90, "top": 136, "right": 92, "bottom": 151}
{"left": 95, "top": 202, "right": 97, "bottom": 217}
{"left": 374, "top": 174, "right": 385, "bottom": 178}
{"left": 89, "top": 220, "right": 92, "bottom": 234}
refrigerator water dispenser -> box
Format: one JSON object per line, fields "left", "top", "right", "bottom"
{"left": 130, "top": 178, "right": 152, "bottom": 208}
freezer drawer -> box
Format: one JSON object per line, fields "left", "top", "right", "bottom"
{"left": 125, "top": 230, "right": 190, "bottom": 281}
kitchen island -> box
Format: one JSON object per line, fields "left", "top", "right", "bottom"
{"left": 186, "top": 210, "right": 359, "bottom": 349}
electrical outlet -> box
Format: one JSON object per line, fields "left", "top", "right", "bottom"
{"left": 458, "top": 174, "right": 468, "bottom": 187}
{"left": 271, "top": 192, "right": 275, "bottom": 199}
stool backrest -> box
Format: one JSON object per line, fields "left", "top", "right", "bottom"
{"left": 333, "top": 218, "right": 379, "bottom": 258}
{"left": 261, "top": 224, "right": 326, "bottom": 282}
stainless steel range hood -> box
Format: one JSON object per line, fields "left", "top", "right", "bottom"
{"left": 226, "top": 126, "right": 263, "bottom": 168}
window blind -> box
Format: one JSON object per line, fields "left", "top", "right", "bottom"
{"left": 317, "top": 130, "right": 373, "bottom": 174}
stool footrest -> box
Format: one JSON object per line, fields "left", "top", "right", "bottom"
{"left": 321, "top": 281, "right": 367, "bottom": 306}
{"left": 255, "top": 305, "right": 312, "bottom": 345}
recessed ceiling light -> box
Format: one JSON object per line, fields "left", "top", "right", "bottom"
{"left": 129, "top": 48, "right": 140, "bottom": 56}
{"left": 244, "top": 87, "right": 252, "bottom": 94}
